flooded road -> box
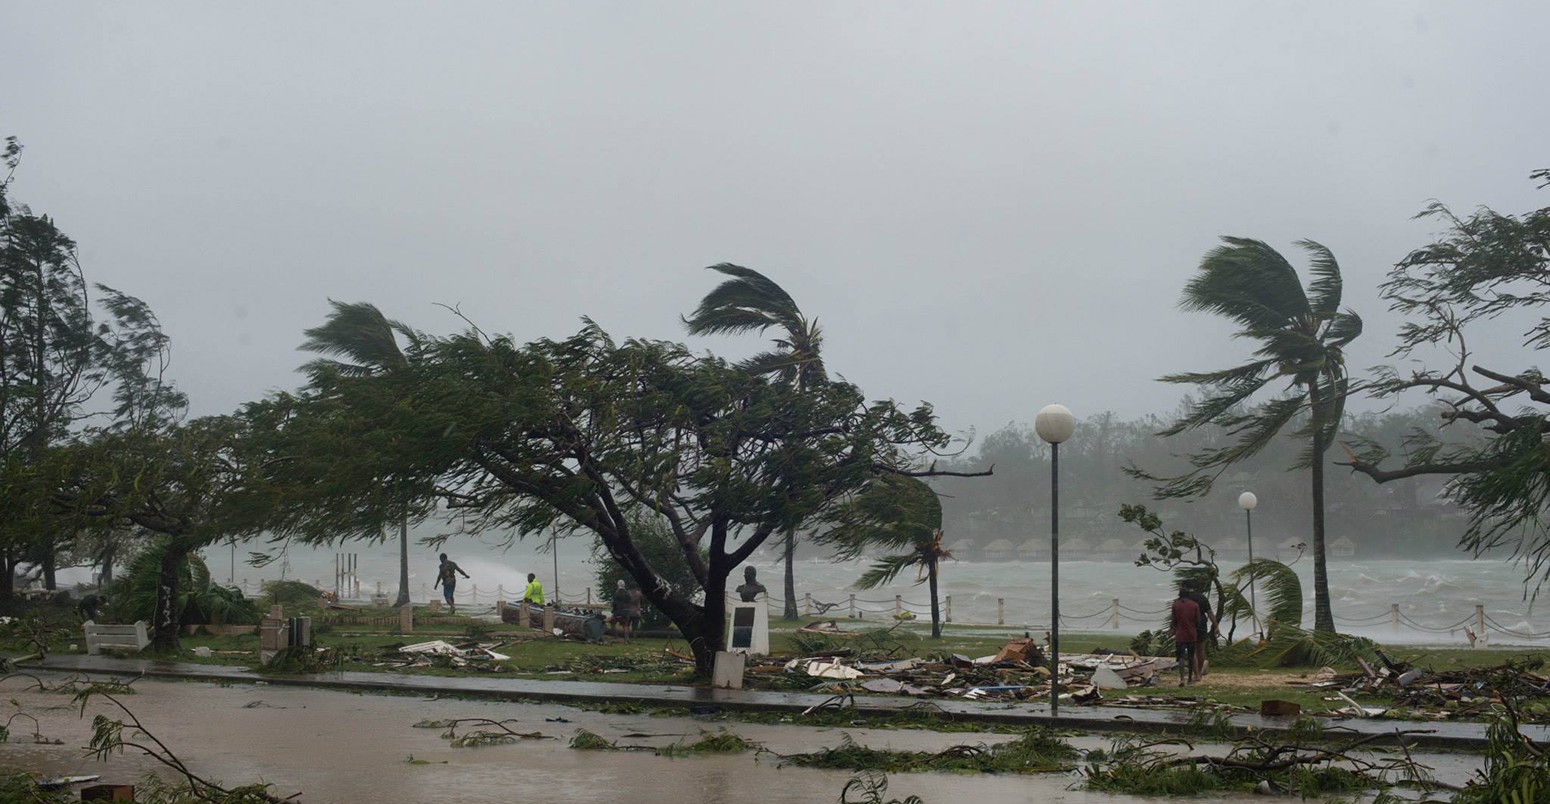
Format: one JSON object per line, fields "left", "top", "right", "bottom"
{"left": 0, "top": 672, "right": 1472, "bottom": 803}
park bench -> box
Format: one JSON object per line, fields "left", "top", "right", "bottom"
{"left": 84, "top": 621, "right": 150, "bottom": 655}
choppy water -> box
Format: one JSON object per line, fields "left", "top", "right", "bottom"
{"left": 174, "top": 538, "right": 1550, "bottom": 646}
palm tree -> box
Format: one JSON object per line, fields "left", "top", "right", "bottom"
{"left": 684, "top": 264, "right": 825, "bottom": 620}
{"left": 1145, "top": 238, "right": 1361, "bottom": 634}
{"left": 820, "top": 474, "right": 951, "bottom": 638}
{"left": 299, "top": 300, "right": 416, "bottom": 607}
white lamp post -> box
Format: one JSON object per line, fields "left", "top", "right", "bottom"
{"left": 1035, "top": 404, "right": 1075, "bottom": 715}
{"left": 1238, "top": 491, "right": 1259, "bottom": 638}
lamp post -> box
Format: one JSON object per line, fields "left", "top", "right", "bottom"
{"left": 1238, "top": 491, "right": 1259, "bottom": 638}
{"left": 1035, "top": 404, "right": 1075, "bottom": 715}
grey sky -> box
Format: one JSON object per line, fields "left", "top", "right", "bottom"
{"left": 4, "top": 2, "right": 1547, "bottom": 440}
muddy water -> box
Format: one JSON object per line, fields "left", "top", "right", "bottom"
{"left": 0, "top": 673, "right": 1460, "bottom": 803}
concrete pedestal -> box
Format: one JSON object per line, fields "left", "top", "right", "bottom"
{"left": 712, "top": 651, "right": 746, "bottom": 689}
{"left": 724, "top": 600, "right": 769, "bottom": 655}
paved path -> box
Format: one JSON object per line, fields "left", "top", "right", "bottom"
{"left": 26, "top": 654, "right": 1539, "bottom": 750}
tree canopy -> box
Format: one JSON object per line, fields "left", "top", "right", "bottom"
{"left": 1346, "top": 169, "right": 1550, "bottom": 593}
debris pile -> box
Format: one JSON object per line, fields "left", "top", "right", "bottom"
{"left": 763, "top": 639, "right": 1178, "bottom": 705}
{"left": 381, "top": 640, "right": 512, "bottom": 669}
{"left": 1287, "top": 656, "right": 1550, "bottom": 719}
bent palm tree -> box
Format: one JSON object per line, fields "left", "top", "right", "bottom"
{"left": 1139, "top": 238, "right": 1361, "bottom": 634}
{"left": 821, "top": 474, "right": 951, "bottom": 638}
{"left": 685, "top": 264, "right": 825, "bottom": 620}
{"left": 299, "top": 300, "right": 416, "bottom": 607}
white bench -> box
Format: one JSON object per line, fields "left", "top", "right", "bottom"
{"left": 84, "top": 621, "right": 151, "bottom": 655}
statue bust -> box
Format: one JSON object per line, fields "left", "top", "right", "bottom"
{"left": 735, "top": 566, "right": 767, "bottom": 602}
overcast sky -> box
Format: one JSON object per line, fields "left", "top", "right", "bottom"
{"left": 4, "top": 2, "right": 1548, "bottom": 441}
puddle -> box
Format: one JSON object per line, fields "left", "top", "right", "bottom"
{"left": 0, "top": 672, "right": 1467, "bottom": 802}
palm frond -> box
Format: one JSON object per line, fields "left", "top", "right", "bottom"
{"left": 1297, "top": 239, "right": 1343, "bottom": 316}
{"left": 821, "top": 475, "right": 942, "bottom": 558}
{"left": 1183, "top": 237, "right": 1311, "bottom": 330}
{"left": 299, "top": 300, "right": 411, "bottom": 376}
{"left": 683, "top": 264, "right": 803, "bottom": 336}
{"left": 1229, "top": 558, "right": 1303, "bottom": 628}
{"left": 855, "top": 553, "right": 924, "bottom": 590}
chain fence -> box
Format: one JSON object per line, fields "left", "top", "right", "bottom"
{"left": 235, "top": 577, "right": 1550, "bottom": 644}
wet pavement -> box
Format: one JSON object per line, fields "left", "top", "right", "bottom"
{"left": 26, "top": 654, "right": 1545, "bottom": 750}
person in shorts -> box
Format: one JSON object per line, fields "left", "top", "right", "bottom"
{"left": 1171, "top": 585, "right": 1201, "bottom": 686}
{"left": 433, "top": 553, "right": 470, "bottom": 613}
{"left": 610, "top": 579, "right": 632, "bottom": 641}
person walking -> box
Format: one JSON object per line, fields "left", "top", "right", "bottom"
{"left": 1170, "top": 585, "right": 1201, "bottom": 687}
{"left": 610, "top": 579, "right": 632, "bottom": 641}
{"left": 1184, "top": 583, "right": 1216, "bottom": 679}
{"left": 433, "top": 553, "right": 470, "bottom": 614}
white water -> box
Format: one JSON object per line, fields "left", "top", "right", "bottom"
{"left": 174, "top": 537, "right": 1550, "bottom": 646}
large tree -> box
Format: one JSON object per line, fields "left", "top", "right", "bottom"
{"left": 298, "top": 300, "right": 419, "bottom": 606}
{"left": 0, "top": 138, "right": 173, "bottom": 595}
{"left": 269, "top": 323, "right": 966, "bottom": 674}
{"left": 1134, "top": 238, "right": 1362, "bottom": 633}
{"left": 1345, "top": 169, "right": 1550, "bottom": 592}
{"left": 684, "top": 264, "right": 827, "bottom": 620}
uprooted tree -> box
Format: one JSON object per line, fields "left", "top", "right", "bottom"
{"left": 1343, "top": 169, "right": 1550, "bottom": 594}
{"left": 262, "top": 321, "right": 979, "bottom": 674}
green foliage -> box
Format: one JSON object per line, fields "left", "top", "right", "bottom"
{"left": 0, "top": 774, "right": 73, "bottom": 804}
{"left": 657, "top": 729, "right": 756, "bottom": 757}
{"left": 839, "top": 771, "right": 925, "bottom": 804}
{"left": 259, "top": 580, "right": 325, "bottom": 611}
{"left": 1349, "top": 169, "right": 1550, "bottom": 594}
{"left": 591, "top": 515, "right": 702, "bottom": 630}
{"left": 112, "top": 541, "right": 259, "bottom": 627}
{"left": 1451, "top": 711, "right": 1550, "bottom": 803}
{"left": 569, "top": 729, "right": 618, "bottom": 750}
{"left": 781, "top": 729, "right": 1076, "bottom": 774}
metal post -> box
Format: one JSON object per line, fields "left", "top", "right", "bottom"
{"left": 1111, "top": 598, "right": 1120, "bottom": 630}
{"left": 1050, "top": 440, "right": 1061, "bottom": 715}
{"left": 1391, "top": 603, "right": 1400, "bottom": 634}
{"left": 551, "top": 532, "right": 560, "bottom": 606}
{"left": 1245, "top": 508, "right": 1257, "bottom": 638}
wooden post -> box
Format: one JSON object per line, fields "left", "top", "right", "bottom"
{"left": 945, "top": 595, "right": 952, "bottom": 623}
{"left": 849, "top": 594, "right": 856, "bottom": 619}
{"left": 1391, "top": 603, "right": 1400, "bottom": 634}
{"left": 1111, "top": 598, "right": 1120, "bottom": 630}
{"left": 997, "top": 598, "right": 1004, "bottom": 626}
{"left": 586, "top": 587, "right": 592, "bottom": 606}
{"left": 1476, "top": 604, "right": 1486, "bottom": 646}
{"left": 895, "top": 595, "right": 903, "bottom": 618}
{"left": 804, "top": 593, "right": 812, "bottom": 617}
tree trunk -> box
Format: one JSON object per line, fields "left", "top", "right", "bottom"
{"left": 42, "top": 551, "right": 56, "bottom": 591}
{"left": 150, "top": 541, "right": 193, "bottom": 652}
{"left": 1310, "top": 405, "right": 1335, "bottom": 634}
{"left": 393, "top": 512, "right": 411, "bottom": 607}
{"left": 927, "top": 555, "right": 941, "bottom": 639}
{"left": 782, "top": 528, "right": 798, "bottom": 620}
{"left": 99, "top": 541, "right": 115, "bottom": 587}
{"left": 0, "top": 548, "right": 14, "bottom": 599}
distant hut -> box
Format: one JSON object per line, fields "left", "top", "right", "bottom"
{"left": 1062, "top": 538, "right": 1092, "bottom": 559}
{"left": 983, "top": 539, "right": 1016, "bottom": 561}
{"left": 1098, "top": 537, "right": 1131, "bottom": 561}
{"left": 1329, "top": 536, "right": 1356, "bottom": 558}
{"left": 1017, "top": 539, "right": 1048, "bottom": 561}
{"left": 946, "top": 539, "right": 976, "bottom": 561}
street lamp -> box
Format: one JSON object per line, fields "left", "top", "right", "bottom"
{"left": 1035, "top": 403, "right": 1075, "bottom": 715}
{"left": 1238, "top": 491, "right": 1259, "bottom": 638}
